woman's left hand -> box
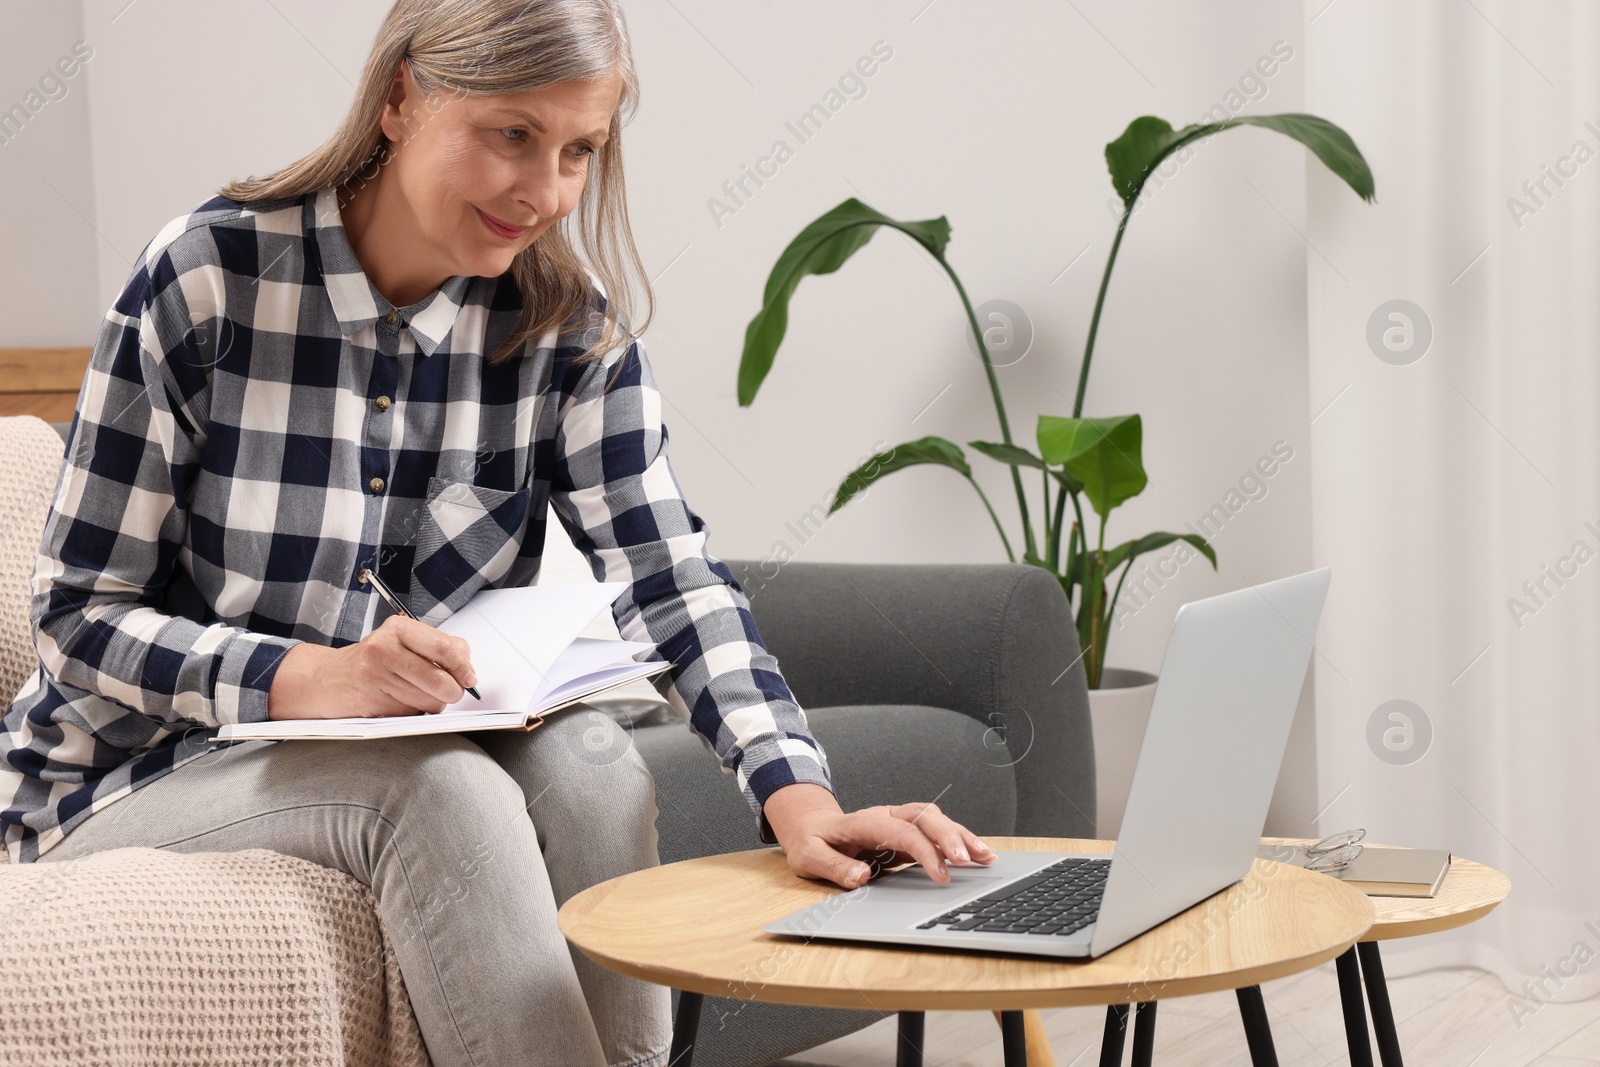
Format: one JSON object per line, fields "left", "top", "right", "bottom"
{"left": 762, "top": 783, "right": 997, "bottom": 889}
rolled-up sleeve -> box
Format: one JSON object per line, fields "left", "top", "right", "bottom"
{"left": 550, "top": 331, "right": 833, "bottom": 841}
{"left": 30, "top": 250, "right": 301, "bottom": 730}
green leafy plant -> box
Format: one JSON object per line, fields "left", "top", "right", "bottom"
{"left": 737, "top": 114, "right": 1374, "bottom": 688}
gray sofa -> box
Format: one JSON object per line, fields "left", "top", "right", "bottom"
{"left": 35, "top": 419, "right": 1097, "bottom": 1066}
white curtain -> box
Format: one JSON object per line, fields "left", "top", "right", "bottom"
{"left": 1306, "top": 1, "right": 1600, "bottom": 1001}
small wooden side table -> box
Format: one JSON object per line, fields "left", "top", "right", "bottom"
{"left": 558, "top": 836, "right": 1374, "bottom": 1067}
{"left": 1261, "top": 837, "right": 1512, "bottom": 1066}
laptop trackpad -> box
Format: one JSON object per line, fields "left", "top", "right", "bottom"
{"left": 803, "top": 852, "right": 1079, "bottom": 929}
{"left": 863, "top": 863, "right": 1017, "bottom": 902}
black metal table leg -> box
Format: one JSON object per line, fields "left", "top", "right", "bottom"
{"left": 896, "top": 1010, "right": 925, "bottom": 1067}
{"left": 1337, "top": 947, "right": 1376, "bottom": 1067}
{"left": 1131, "top": 1001, "right": 1158, "bottom": 1067}
{"left": 1358, "top": 941, "right": 1406, "bottom": 1066}
{"left": 1100, "top": 1003, "right": 1130, "bottom": 1066}
{"left": 1236, "top": 985, "right": 1280, "bottom": 1067}
{"left": 669, "top": 990, "right": 702, "bottom": 1067}
{"left": 999, "top": 1010, "right": 1028, "bottom": 1067}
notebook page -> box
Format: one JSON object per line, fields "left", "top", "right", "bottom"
{"left": 533, "top": 660, "right": 673, "bottom": 714}
{"left": 531, "top": 637, "right": 657, "bottom": 704}
{"left": 437, "top": 583, "right": 629, "bottom": 712}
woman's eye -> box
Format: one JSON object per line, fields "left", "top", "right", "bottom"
{"left": 572, "top": 143, "right": 597, "bottom": 160}
{"left": 500, "top": 128, "right": 525, "bottom": 143}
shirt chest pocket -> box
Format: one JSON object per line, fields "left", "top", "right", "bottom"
{"left": 408, "top": 475, "right": 533, "bottom": 623}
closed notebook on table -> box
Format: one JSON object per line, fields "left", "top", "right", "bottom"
{"left": 214, "top": 582, "right": 674, "bottom": 742}
{"left": 1258, "top": 843, "right": 1453, "bottom": 898}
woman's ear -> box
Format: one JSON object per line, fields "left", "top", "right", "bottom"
{"left": 377, "top": 58, "right": 418, "bottom": 145}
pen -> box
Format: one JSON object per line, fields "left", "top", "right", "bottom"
{"left": 357, "top": 567, "right": 483, "bottom": 701}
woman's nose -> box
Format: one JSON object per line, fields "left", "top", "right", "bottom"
{"left": 508, "top": 160, "right": 565, "bottom": 222}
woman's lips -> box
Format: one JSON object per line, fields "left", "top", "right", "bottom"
{"left": 477, "top": 208, "right": 528, "bottom": 240}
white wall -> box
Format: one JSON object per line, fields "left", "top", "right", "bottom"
{"left": 0, "top": 1, "right": 100, "bottom": 344}
{"left": 71, "top": 0, "right": 392, "bottom": 308}
{"left": 1, "top": 0, "right": 1321, "bottom": 831}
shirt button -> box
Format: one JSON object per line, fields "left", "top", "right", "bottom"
{"left": 374, "top": 395, "right": 391, "bottom": 411}
{"left": 369, "top": 476, "right": 386, "bottom": 494}
{"left": 382, "top": 311, "right": 399, "bottom": 326}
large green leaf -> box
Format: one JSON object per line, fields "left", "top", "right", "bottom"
{"left": 828, "top": 435, "right": 970, "bottom": 515}
{"left": 968, "top": 440, "right": 1046, "bottom": 469}
{"left": 1036, "top": 414, "right": 1147, "bottom": 519}
{"left": 1105, "top": 113, "right": 1376, "bottom": 210}
{"left": 739, "top": 199, "right": 952, "bottom": 406}
{"left": 1103, "top": 530, "right": 1218, "bottom": 575}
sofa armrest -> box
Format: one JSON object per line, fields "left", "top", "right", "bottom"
{"left": 721, "top": 559, "right": 1096, "bottom": 839}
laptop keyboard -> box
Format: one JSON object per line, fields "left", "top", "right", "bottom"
{"left": 915, "top": 857, "right": 1110, "bottom": 937}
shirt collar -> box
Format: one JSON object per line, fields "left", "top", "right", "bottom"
{"left": 305, "top": 185, "right": 474, "bottom": 358}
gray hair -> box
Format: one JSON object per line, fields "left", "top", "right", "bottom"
{"left": 219, "top": 0, "right": 650, "bottom": 367}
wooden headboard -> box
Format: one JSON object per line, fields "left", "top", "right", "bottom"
{"left": 0, "top": 349, "right": 92, "bottom": 422}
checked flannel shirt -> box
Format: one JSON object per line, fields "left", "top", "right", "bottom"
{"left": 0, "top": 185, "right": 833, "bottom": 863}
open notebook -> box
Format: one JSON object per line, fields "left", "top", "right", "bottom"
{"left": 213, "top": 582, "right": 674, "bottom": 741}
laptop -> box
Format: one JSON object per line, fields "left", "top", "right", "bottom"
{"left": 763, "top": 568, "right": 1332, "bottom": 959}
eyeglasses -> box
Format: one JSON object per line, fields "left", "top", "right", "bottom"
{"left": 1298, "top": 828, "right": 1366, "bottom": 874}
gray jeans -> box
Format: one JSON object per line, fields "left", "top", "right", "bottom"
{"left": 36, "top": 707, "right": 673, "bottom": 1067}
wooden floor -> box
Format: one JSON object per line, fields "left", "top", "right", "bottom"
{"left": 776, "top": 964, "right": 1600, "bottom": 1066}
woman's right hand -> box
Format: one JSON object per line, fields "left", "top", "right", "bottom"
{"left": 267, "top": 614, "right": 478, "bottom": 720}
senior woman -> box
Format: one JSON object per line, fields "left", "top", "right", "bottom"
{"left": 0, "top": 2, "right": 994, "bottom": 1065}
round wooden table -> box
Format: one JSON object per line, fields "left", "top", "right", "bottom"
{"left": 1260, "top": 838, "right": 1512, "bottom": 1067}
{"left": 558, "top": 836, "right": 1375, "bottom": 1066}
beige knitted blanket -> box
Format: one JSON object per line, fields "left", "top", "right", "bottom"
{"left": 0, "top": 846, "right": 429, "bottom": 1066}
{"left": 1, "top": 416, "right": 429, "bottom": 1064}
{"left": 0, "top": 414, "right": 63, "bottom": 707}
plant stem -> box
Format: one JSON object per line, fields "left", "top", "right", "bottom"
{"left": 1088, "top": 592, "right": 1105, "bottom": 688}
{"left": 936, "top": 255, "right": 1037, "bottom": 560}
{"left": 1047, "top": 482, "right": 1069, "bottom": 570}
{"left": 1066, "top": 202, "right": 1134, "bottom": 688}
{"left": 1040, "top": 468, "right": 1052, "bottom": 564}
{"left": 938, "top": 258, "right": 1016, "bottom": 444}
{"left": 1069, "top": 491, "right": 1088, "bottom": 587}
{"left": 1087, "top": 505, "right": 1120, "bottom": 686}
{"left": 1083, "top": 557, "right": 1104, "bottom": 690}
{"left": 1106, "top": 559, "right": 1134, "bottom": 636}
{"left": 1063, "top": 518, "right": 1081, "bottom": 603}
{"left": 967, "top": 476, "right": 1016, "bottom": 562}
{"left": 1072, "top": 203, "right": 1136, "bottom": 419}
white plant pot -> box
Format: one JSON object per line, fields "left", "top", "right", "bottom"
{"left": 1087, "top": 667, "right": 1158, "bottom": 841}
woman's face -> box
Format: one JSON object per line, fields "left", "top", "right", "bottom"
{"left": 377, "top": 65, "right": 623, "bottom": 281}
